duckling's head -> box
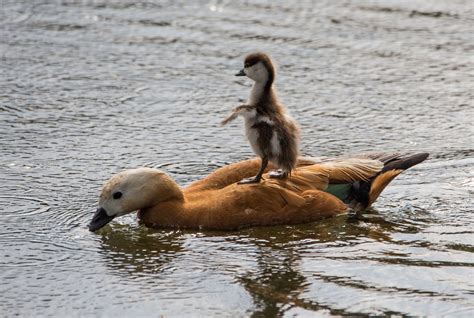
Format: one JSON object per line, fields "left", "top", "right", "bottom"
{"left": 236, "top": 52, "right": 275, "bottom": 84}
{"left": 89, "top": 167, "right": 183, "bottom": 232}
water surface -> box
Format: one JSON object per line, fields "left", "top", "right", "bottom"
{"left": 1, "top": 0, "right": 473, "bottom": 316}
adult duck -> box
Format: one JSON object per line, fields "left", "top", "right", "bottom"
{"left": 88, "top": 152, "right": 428, "bottom": 232}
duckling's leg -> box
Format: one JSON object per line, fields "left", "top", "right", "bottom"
{"left": 238, "top": 157, "right": 268, "bottom": 184}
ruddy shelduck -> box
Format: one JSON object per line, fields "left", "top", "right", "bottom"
{"left": 88, "top": 152, "right": 428, "bottom": 232}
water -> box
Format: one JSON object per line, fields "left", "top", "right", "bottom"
{"left": 1, "top": 0, "right": 473, "bottom": 316}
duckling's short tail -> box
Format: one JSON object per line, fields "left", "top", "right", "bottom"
{"left": 350, "top": 152, "right": 429, "bottom": 209}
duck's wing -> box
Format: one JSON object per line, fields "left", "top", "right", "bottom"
{"left": 185, "top": 157, "right": 323, "bottom": 193}
{"left": 187, "top": 159, "right": 383, "bottom": 230}
{"left": 206, "top": 178, "right": 347, "bottom": 230}
{"left": 242, "top": 185, "right": 348, "bottom": 227}
{"left": 319, "top": 158, "right": 384, "bottom": 183}
{"left": 185, "top": 158, "right": 263, "bottom": 192}
{"left": 365, "top": 152, "right": 429, "bottom": 206}
{"left": 267, "top": 158, "right": 383, "bottom": 191}
{"left": 185, "top": 153, "right": 426, "bottom": 196}
{"left": 331, "top": 152, "right": 429, "bottom": 208}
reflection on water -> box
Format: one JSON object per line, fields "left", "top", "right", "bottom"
{"left": 1, "top": 0, "right": 473, "bottom": 316}
{"left": 99, "top": 226, "right": 185, "bottom": 277}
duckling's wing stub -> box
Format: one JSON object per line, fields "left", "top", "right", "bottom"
{"left": 221, "top": 112, "right": 238, "bottom": 126}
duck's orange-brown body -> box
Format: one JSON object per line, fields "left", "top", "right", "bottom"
{"left": 138, "top": 157, "right": 383, "bottom": 230}
{"left": 90, "top": 153, "right": 428, "bottom": 232}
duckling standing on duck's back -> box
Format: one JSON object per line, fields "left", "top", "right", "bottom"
{"left": 222, "top": 52, "right": 300, "bottom": 184}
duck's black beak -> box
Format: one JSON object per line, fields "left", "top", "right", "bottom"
{"left": 235, "top": 69, "right": 246, "bottom": 76}
{"left": 89, "top": 207, "right": 115, "bottom": 232}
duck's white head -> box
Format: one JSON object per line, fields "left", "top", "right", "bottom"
{"left": 235, "top": 52, "right": 275, "bottom": 85}
{"left": 89, "top": 167, "right": 183, "bottom": 232}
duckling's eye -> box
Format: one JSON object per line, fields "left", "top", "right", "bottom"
{"left": 244, "top": 63, "right": 250, "bottom": 68}
{"left": 113, "top": 191, "right": 123, "bottom": 200}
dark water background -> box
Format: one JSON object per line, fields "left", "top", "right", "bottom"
{"left": 1, "top": 0, "right": 473, "bottom": 316}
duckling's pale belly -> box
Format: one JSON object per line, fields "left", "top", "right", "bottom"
{"left": 245, "top": 123, "right": 264, "bottom": 158}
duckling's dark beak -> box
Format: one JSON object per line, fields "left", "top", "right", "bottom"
{"left": 235, "top": 69, "right": 246, "bottom": 76}
{"left": 89, "top": 207, "right": 115, "bottom": 232}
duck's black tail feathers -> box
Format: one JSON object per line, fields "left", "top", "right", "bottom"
{"left": 349, "top": 152, "right": 429, "bottom": 209}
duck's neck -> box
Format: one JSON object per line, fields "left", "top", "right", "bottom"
{"left": 153, "top": 174, "right": 185, "bottom": 205}
{"left": 139, "top": 177, "right": 187, "bottom": 227}
{"left": 248, "top": 80, "right": 274, "bottom": 106}
{"left": 165, "top": 184, "right": 185, "bottom": 203}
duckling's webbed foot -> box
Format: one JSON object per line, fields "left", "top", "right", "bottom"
{"left": 238, "top": 156, "right": 268, "bottom": 185}
{"left": 238, "top": 176, "right": 263, "bottom": 184}
{"left": 269, "top": 169, "right": 288, "bottom": 179}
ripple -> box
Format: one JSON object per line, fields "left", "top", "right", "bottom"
{"left": 0, "top": 195, "right": 50, "bottom": 218}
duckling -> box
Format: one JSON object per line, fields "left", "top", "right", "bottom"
{"left": 222, "top": 52, "right": 300, "bottom": 184}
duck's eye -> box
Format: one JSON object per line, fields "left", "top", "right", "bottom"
{"left": 113, "top": 191, "right": 123, "bottom": 200}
